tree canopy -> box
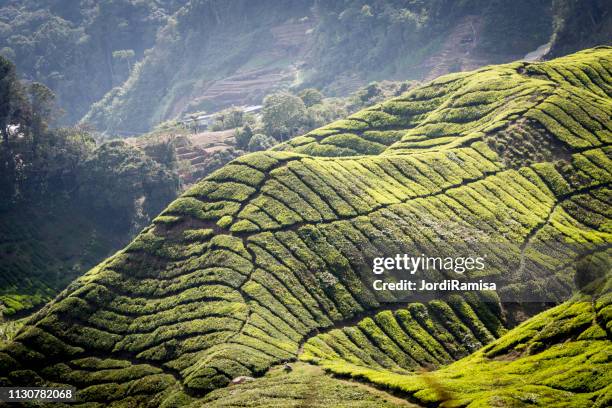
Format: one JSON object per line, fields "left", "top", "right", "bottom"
{"left": 262, "top": 92, "right": 307, "bottom": 141}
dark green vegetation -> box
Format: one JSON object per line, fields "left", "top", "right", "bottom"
{"left": 2, "top": 0, "right": 576, "bottom": 134}
{"left": 0, "top": 0, "right": 179, "bottom": 124}
{"left": 83, "top": 0, "right": 556, "bottom": 134}
{"left": 0, "top": 48, "right": 610, "bottom": 406}
{"left": 82, "top": 0, "right": 314, "bottom": 134}
{"left": 546, "top": 0, "right": 612, "bottom": 59}
{"left": 0, "top": 57, "right": 180, "bottom": 317}
{"left": 301, "top": 296, "right": 506, "bottom": 375}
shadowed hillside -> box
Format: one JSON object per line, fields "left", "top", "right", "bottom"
{"left": 81, "top": 0, "right": 556, "bottom": 134}
{"left": 0, "top": 48, "right": 610, "bottom": 406}
{"left": 4, "top": 1, "right": 610, "bottom": 136}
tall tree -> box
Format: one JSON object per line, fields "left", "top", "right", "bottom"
{"left": 0, "top": 56, "right": 28, "bottom": 208}
{"left": 262, "top": 92, "right": 306, "bottom": 141}
{"left": 0, "top": 57, "right": 26, "bottom": 145}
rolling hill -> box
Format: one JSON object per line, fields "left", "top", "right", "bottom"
{"left": 0, "top": 47, "right": 610, "bottom": 407}
{"left": 301, "top": 291, "right": 611, "bottom": 407}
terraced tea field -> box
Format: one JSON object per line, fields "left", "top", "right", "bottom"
{"left": 0, "top": 47, "right": 610, "bottom": 407}
{"left": 127, "top": 130, "right": 236, "bottom": 185}
{"left": 303, "top": 292, "right": 611, "bottom": 407}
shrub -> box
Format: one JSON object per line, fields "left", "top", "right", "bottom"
{"left": 248, "top": 134, "right": 277, "bottom": 152}
{"left": 298, "top": 88, "right": 324, "bottom": 107}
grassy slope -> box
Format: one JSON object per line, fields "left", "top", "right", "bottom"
{"left": 302, "top": 288, "right": 611, "bottom": 407}
{"left": 0, "top": 48, "right": 610, "bottom": 406}
{"left": 201, "top": 362, "right": 416, "bottom": 408}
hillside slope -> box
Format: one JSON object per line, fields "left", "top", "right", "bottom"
{"left": 546, "top": 0, "right": 612, "bottom": 59}
{"left": 0, "top": 138, "right": 180, "bottom": 320}
{"left": 0, "top": 0, "right": 178, "bottom": 124}
{"left": 0, "top": 48, "right": 610, "bottom": 406}
{"left": 301, "top": 288, "right": 611, "bottom": 407}
{"left": 82, "top": 0, "right": 554, "bottom": 134}
{"left": 0, "top": 205, "right": 127, "bottom": 318}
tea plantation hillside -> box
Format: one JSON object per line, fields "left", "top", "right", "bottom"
{"left": 0, "top": 48, "right": 610, "bottom": 406}
{"left": 301, "top": 286, "right": 612, "bottom": 407}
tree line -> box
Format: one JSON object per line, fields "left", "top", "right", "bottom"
{"left": 0, "top": 56, "right": 178, "bottom": 231}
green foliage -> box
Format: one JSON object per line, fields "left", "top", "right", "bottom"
{"left": 210, "top": 107, "right": 245, "bottom": 131}
{"left": 0, "top": 0, "right": 173, "bottom": 124}
{"left": 202, "top": 362, "right": 404, "bottom": 407}
{"left": 248, "top": 133, "right": 277, "bottom": 152}
{"left": 0, "top": 63, "right": 181, "bottom": 315}
{"left": 262, "top": 92, "right": 307, "bottom": 141}
{"left": 77, "top": 140, "right": 179, "bottom": 229}
{"left": 547, "top": 0, "right": 612, "bottom": 58}
{"left": 17, "top": 0, "right": 600, "bottom": 136}
{"left": 298, "top": 88, "right": 324, "bottom": 107}
{"left": 303, "top": 297, "right": 612, "bottom": 407}
{"left": 1, "top": 48, "right": 611, "bottom": 407}
{"left": 234, "top": 124, "right": 253, "bottom": 150}
{"left": 141, "top": 138, "right": 178, "bottom": 168}
{"left": 82, "top": 0, "right": 313, "bottom": 133}
{"left": 306, "top": 0, "right": 551, "bottom": 90}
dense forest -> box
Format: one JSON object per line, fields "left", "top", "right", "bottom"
{"left": 0, "top": 0, "right": 607, "bottom": 134}
{"left": 0, "top": 0, "right": 179, "bottom": 124}
{"left": 0, "top": 56, "right": 179, "bottom": 317}
{"left": 80, "top": 0, "right": 554, "bottom": 133}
